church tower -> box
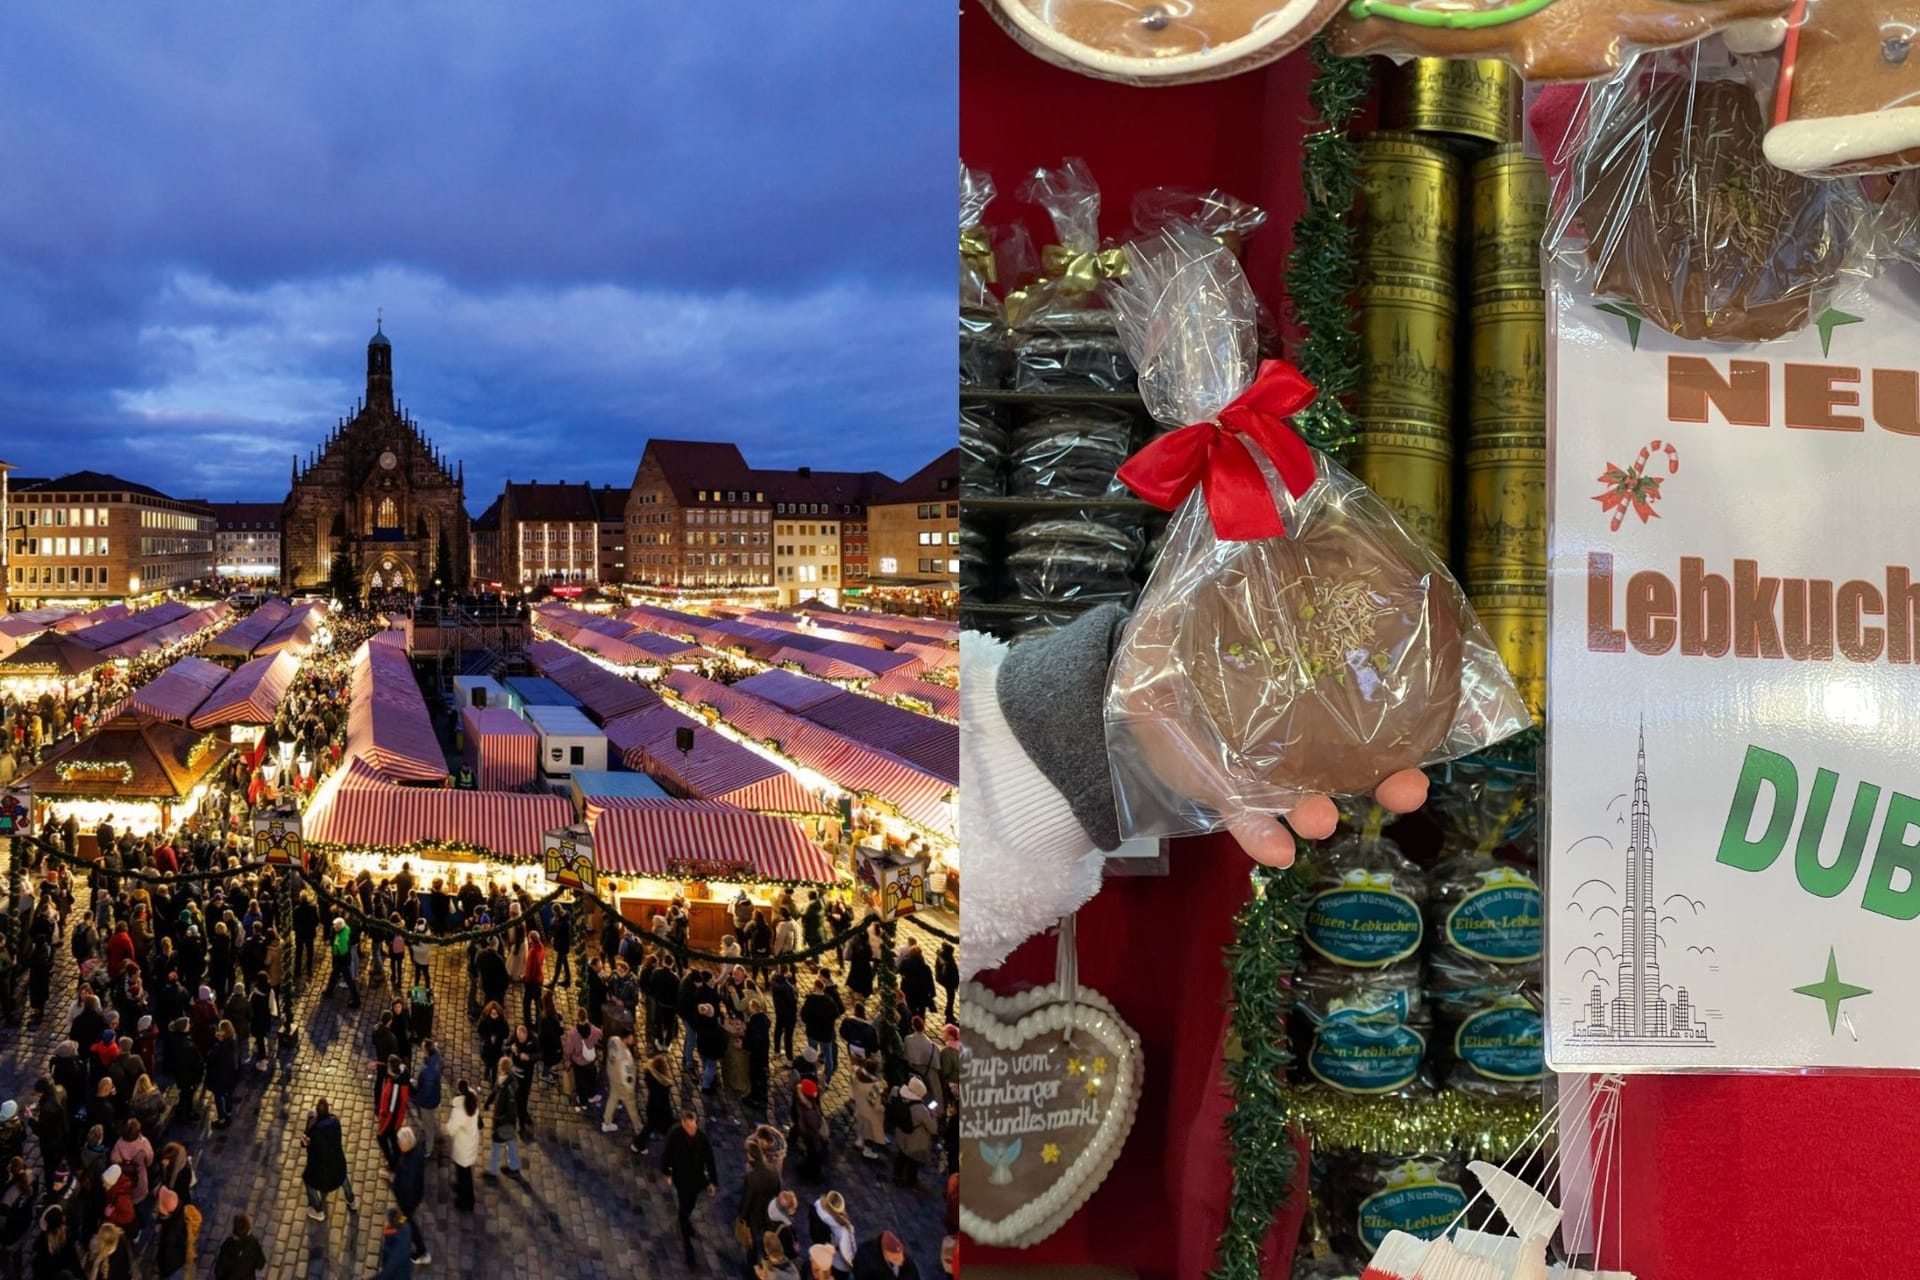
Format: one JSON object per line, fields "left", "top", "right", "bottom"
{"left": 367, "top": 318, "right": 394, "bottom": 412}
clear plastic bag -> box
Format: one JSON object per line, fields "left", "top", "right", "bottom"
{"left": 960, "top": 161, "right": 1011, "bottom": 389}
{"left": 1004, "top": 512, "right": 1145, "bottom": 604}
{"left": 1326, "top": 0, "right": 1795, "bottom": 83}
{"left": 1424, "top": 764, "right": 1541, "bottom": 1018}
{"left": 1008, "top": 405, "right": 1136, "bottom": 498}
{"left": 960, "top": 404, "right": 1008, "bottom": 498}
{"left": 1131, "top": 187, "right": 1269, "bottom": 257}
{"left": 1009, "top": 160, "right": 1138, "bottom": 393}
{"left": 983, "top": 0, "right": 1342, "bottom": 88}
{"left": 1104, "top": 228, "right": 1529, "bottom": 840}
{"left": 1544, "top": 48, "right": 1868, "bottom": 343}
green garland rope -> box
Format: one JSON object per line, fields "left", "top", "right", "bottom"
{"left": 1212, "top": 38, "right": 1370, "bottom": 1280}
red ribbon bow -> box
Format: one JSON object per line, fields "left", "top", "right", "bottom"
{"left": 1116, "top": 359, "right": 1319, "bottom": 541}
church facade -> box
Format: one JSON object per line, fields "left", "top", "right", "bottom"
{"left": 280, "top": 325, "right": 469, "bottom": 594}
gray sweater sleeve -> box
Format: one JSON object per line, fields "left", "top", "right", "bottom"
{"left": 993, "top": 603, "right": 1129, "bottom": 851}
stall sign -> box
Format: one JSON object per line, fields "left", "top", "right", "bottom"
{"left": 0, "top": 787, "right": 31, "bottom": 837}
{"left": 664, "top": 856, "right": 754, "bottom": 880}
{"left": 856, "top": 844, "right": 929, "bottom": 920}
{"left": 543, "top": 827, "right": 598, "bottom": 896}
{"left": 1546, "top": 267, "right": 1920, "bottom": 1072}
{"left": 251, "top": 807, "right": 305, "bottom": 870}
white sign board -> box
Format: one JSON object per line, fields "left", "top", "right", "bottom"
{"left": 1547, "top": 266, "right": 1920, "bottom": 1071}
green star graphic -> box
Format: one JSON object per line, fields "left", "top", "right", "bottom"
{"left": 1815, "top": 307, "right": 1864, "bottom": 357}
{"left": 1793, "top": 948, "right": 1871, "bottom": 1035}
{"left": 1595, "top": 302, "right": 1644, "bottom": 350}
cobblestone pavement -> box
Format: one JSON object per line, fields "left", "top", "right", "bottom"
{"left": 0, "top": 870, "right": 953, "bottom": 1279}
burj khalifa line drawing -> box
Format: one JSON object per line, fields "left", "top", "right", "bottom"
{"left": 1571, "top": 721, "right": 1710, "bottom": 1044}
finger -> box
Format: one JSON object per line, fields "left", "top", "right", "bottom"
{"left": 1285, "top": 794, "right": 1340, "bottom": 842}
{"left": 1226, "top": 815, "right": 1296, "bottom": 868}
{"left": 1373, "top": 769, "right": 1430, "bottom": 815}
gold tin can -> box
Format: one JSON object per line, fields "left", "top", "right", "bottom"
{"left": 1357, "top": 133, "right": 1462, "bottom": 287}
{"left": 1470, "top": 145, "right": 1549, "bottom": 296}
{"left": 1352, "top": 418, "right": 1453, "bottom": 562}
{"left": 1472, "top": 583, "right": 1547, "bottom": 723}
{"left": 1354, "top": 279, "right": 1457, "bottom": 424}
{"left": 1385, "top": 59, "right": 1522, "bottom": 147}
{"left": 1468, "top": 289, "right": 1547, "bottom": 432}
{"left": 1462, "top": 436, "right": 1547, "bottom": 588}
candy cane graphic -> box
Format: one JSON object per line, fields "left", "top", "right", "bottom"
{"left": 1594, "top": 440, "right": 1680, "bottom": 531}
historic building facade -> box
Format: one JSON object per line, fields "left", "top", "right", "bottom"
{"left": 6, "top": 471, "right": 215, "bottom": 606}
{"left": 281, "top": 325, "right": 469, "bottom": 594}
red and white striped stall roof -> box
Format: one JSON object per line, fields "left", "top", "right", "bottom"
{"left": 99, "top": 603, "right": 231, "bottom": 661}
{"left": 569, "top": 628, "right": 656, "bottom": 667}
{"left": 736, "top": 669, "right": 957, "bottom": 781}
{"left": 50, "top": 603, "right": 129, "bottom": 634}
{"left": 587, "top": 799, "right": 833, "bottom": 883}
{"left": 663, "top": 673, "right": 954, "bottom": 835}
{"left": 69, "top": 601, "right": 196, "bottom": 651}
{"left": 865, "top": 669, "right": 959, "bottom": 720}
{"left": 201, "top": 601, "right": 292, "bottom": 659}
{"left": 307, "top": 758, "right": 568, "bottom": 858}
{"left": 345, "top": 637, "right": 449, "bottom": 782}
{"left": 190, "top": 649, "right": 299, "bottom": 729}
{"left": 462, "top": 707, "right": 540, "bottom": 792}
{"left": 543, "top": 660, "right": 660, "bottom": 722}
{"left": 125, "top": 657, "right": 228, "bottom": 723}
{"left": 601, "top": 704, "right": 826, "bottom": 814}
{"left": 733, "top": 668, "right": 841, "bottom": 714}
{"left": 255, "top": 602, "right": 325, "bottom": 657}
{"left": 0, "top": 607, "right": 79, "bottom": 639}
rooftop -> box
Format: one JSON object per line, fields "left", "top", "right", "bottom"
{"left": 871, "top": 448, "right": 961, "bottom": 506}
{"left": 19, "top": 471, "right": 199, "bottom": 505}
{"left": 208, "top": 502, "right": 282, "bottom": 532}
{"left": 503, "top": 480, "right": 599, "bottom": 524}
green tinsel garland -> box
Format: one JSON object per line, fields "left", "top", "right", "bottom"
{"left": 1284, "top": 37, "right": 1371, "bottom": 461}
{"left": 1212, "top": 37, "right": 1370, "bottom": 1280}
{"left": 1214, "top": 866, "right": 1310, "bottom": 1280}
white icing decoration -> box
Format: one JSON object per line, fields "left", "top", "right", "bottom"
{"left": 957, "top": 980, "right": 1144, "bottom": 1249}
{"left": 1721, "top": 17, "right": 1787, "bottom": 54}
{"left": 989, "top": 0, "right": 1333, "bottom": 84}
{"left": 1765, "top": 106, "right": 1920, "bottom": 174}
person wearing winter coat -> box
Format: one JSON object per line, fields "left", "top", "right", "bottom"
{"left": 744, "top": 996, "right": 773, "bottom": 1112}
{"left": 561, "top": 1014, "right": 602, "bottom": 1111}
{"left": 152, "top": 1186, "right": 189, "bottom": 1280}
{"left": 849, "top": 1065, "right": 888, "bottom": 1160}
{"left": 444, "top": 1082, "right": 480, "bottom": 1212}
{"left": 206, "top": 1022, "right": 241, "bottom": 1130}
{"left": 600, "top": 1033, "right": 638, "bottom": 1135}
{"left": 391, "top": 1128, "right": 429, "bottom": 1265}
{"left": 368, "top": 1208, "right": 415, "bottom": 1280}
{"left": 374, "top": 1058, "right": 409, "bottom": 1171}
{"left": 210, "top": 1211, "right": 267, "bottom": 1280}
{"left": 809, "top": 1189, "right": 857, "bottom": 1279}
{"left": 740, "top": 1134, "right": 784, "bottom": 1263}
{"left": 165, "top": 1020, "right": 202, "bottom": 1125}
{"left": 301, "top": 1099, "right": 355, "bottom": 1220}
{"left": 792, "top": 1079, "right": 828, "bottom": 1183}
{"left": 898, "top": 943, "right": 936, "bottom": 1023}
{"left": 483, "top": 1060, "right": 521, "bottom": 1178}
{"left": 692, "top": 1001, "right": 728, "bottom": 1094}
{"left": 888, "top": 1077, "right": 938, "bottom": 1188}
{"left": 659, "top": 1111, "right": 719, "bottom": 1268}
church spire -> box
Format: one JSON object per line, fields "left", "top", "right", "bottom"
{"left": 367, "top": 312, "right": 394, "bottom": 413}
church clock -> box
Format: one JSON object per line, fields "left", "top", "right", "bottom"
{"left": 379, "top": 450, "right": 398, "bottom": 471}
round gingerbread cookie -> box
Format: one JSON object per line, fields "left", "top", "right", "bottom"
{"left": 1328, "top": 0, "right": 1795, "bottom": 82}
{"left": 1165, "top": 511, "right": 1465, "bottom": 798}
{"left": 1574, "top": 75, "right": 1847, "bottom": 343}
{"left": 986, "top": 0, "right": 1346, "bottom": 86}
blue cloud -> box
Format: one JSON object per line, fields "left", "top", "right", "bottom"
{"left": 0, "top": 2, "right": 957, "bottom": 502}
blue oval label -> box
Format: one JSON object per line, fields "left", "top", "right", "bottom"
{"left": 1307, "top": 1019, "right": 1426, "bottom": 1094}
{"left": 1454, "top": 1005, "right": 1545, "bottom": 1082}
{"left": 1357, "top": 1181, "right": 1469, "bottom": 1251}
{"left": 1305, "top": 888, "right": 1424, "bottom": 967}
{"left": 1444, "top": 883, "right": 1542, "bottom": 963}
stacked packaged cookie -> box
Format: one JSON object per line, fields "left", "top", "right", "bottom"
{"left": 1288, "top": 764, "right": 1542, "bottom": 1267}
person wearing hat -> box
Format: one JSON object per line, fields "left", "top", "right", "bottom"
{"left": 29, "top": 1205, "right": 80, "bottom": 1279}
{"left": 808, "top": 1189, "right": 856, "bottom": 1278}
{"left": 153, "top": 1184, "right": 189, "bottom": 1280}
{"left": 301, "top": 1098, "right": 357, "bottom": 1221}
{"left": 756, "top": 1234, "right": 801, "bottom": 1280}
{"left": 368, "top": 1207, "right": 414, "bottom": 1280}
{"left": 887, "top": 1077, "right": 938, "bottom": 1189}
{"left": 851, "top": 1229, "right": 920, "bottom": 1280}
{"left": 739, "top": 1133, "right": 783, "bottom": 1265}
{"left": 808, "top": 1243, "right": 840, "bottom": 1280}
{"left": 792, "top": 1078, "right": 827, "bottom": 1183}
{"left": 659, "top": 1109, "right": 718, "bottom": 1268}
{"left": 100, "top": 1162, "right": 135, "bottom": 1230}
{"left": 767, "top": 1192, "right": 803, "bottom": 1265}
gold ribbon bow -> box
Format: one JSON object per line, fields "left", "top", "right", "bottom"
{"left": 960, "top": 224, "right": 996, "bottom": 284}
{"left": 1040, "top": 243, "right": 1129, "bottom": 296}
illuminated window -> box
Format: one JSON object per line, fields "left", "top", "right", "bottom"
{"left": 377, "top": 497, "right": 398, "bottom": 527}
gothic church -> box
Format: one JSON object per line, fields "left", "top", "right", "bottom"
{"left": 280, "top": 323, "right": 469, "bottom": 593}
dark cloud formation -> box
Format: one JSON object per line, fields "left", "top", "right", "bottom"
{"left": 0, "top": 3, "right": 956, "bottom": 503}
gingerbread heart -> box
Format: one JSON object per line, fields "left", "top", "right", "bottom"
{"left": 957, "top": 981, "right": 1144, "bottom": 1249}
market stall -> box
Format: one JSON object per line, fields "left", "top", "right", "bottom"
{"left": 460, "top": 705, "right": 540, "bottom": 791}
{"left": 0, "top": 607, "right": 78, "bottom": 659}
{"left": 48, "top": 603, "right": 127, "bottom": 634}
{"left": 65, "top": 600, "right": 195, "bottom": 652}
{"left": 524, "top": 639, "right": 662, "bottom": 721}
{"left": 124, "top": 656, "right": 228, "bottom": 724}
{"left": 189, "top": 649, "right": 299, "bottom": 731}
{"left": 0, "top": 632, "right": 109, "bottom": 697}
{"left": 21, "top": 712, "right": 232, "bottom": 849}
{"left": 600, "top": 702, "right": 829, "bottom": 816}
{"left": 200, "top": 600, "right": 292, "bottom": 660}
{"left": 586, "top": 797, "right": 836, "bottom": 949}
{"left": 734, "top": 667, "right": 959, "bottom": 781}
{"left": 343, "top": 632, "right": 448, "bottom": 783}
{"left": 304, "top": 756, "right": 569, "bottom": 885}
{"left": 95, "top": 602, "right": 230, "bottom": 661}
{"left": 864, "top": 668, "right": 959, "bottom": 720}
{"left": 251, "top": 600, "right": 325, "bottom": 657}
